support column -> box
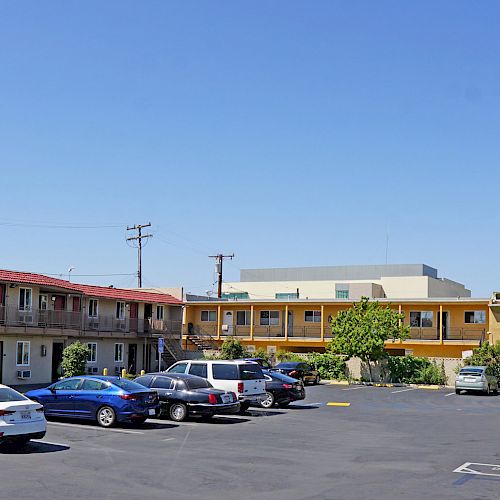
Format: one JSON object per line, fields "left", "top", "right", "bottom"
{"left": 321, "top": 305, "right": 325, "bottom": 341}
{"left": 439, "top": 305, "right": 443, "bottom": 344}
{"left": 217, "top": 305, "right": 221, "bottom": 340}
{"left": 250, "top": 305, "right": 254, "bottom": 341}
{"left": 398, "top": 304, "right": 402, "bottom": 343}
{"left": 285, "top": 305, "right": 289, "bottom": 341}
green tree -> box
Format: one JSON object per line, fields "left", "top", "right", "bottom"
{"left": 219, "top": 337, "right": 248, "bottom": 360}
{"left": 60, "top": 341, "right": 89, "bottom": 378}
{"left": 463, "top": 342, "right": 500, "bottom": 378}
{"left": 329, "top": 297, "right": 409, "bottom": 382}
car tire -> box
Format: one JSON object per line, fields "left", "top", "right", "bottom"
{"left": 169, "top": 403, "right": 188, "bottom": 422}
{"left": 97, "top": 406, "right": 116, "bottom": 428}
{"left": 455, "top": 389, "right": 461, "bottom": 394}
{"left": 314, "top": 375, "right": 320, "bottom": 385}
{"left": 239, "top": 401, "right": 251, "bottom": 413}
{"left": 260, "top": 392, "right": 275, "bottom": 409}
{"left": 485, "top": 385, "right": 491, "bottom": 396}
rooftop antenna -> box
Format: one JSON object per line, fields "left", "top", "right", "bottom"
{"left": 68, "top": 266, "right": 75, "bottom": 282}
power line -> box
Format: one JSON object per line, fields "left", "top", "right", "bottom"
{"left": 127, "top": 222, "right": 153, "bottom": 288}
{"left": 0, "top": 218, "right": 125, "bottom": 229}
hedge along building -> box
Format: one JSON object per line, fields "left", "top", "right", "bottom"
{"left": 0, "top": 269, "right": 183, "bottom": 387}
{"left": 183, "top": 298, "right": 493, "bottom": 359}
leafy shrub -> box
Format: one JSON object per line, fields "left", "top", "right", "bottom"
{"left": 218, "top": 337, "right": 248, "bottom": 360}
{"left": 60, "top": 341, "right": 89, "bottom": 378}
{"left": 388, "top": 356, "right": 446, "bottom": 385}
{"left": 463, "top": 342, "right": 500, "bottom": 379}
{"left": 276, "top": 350, "right": 305, "bottom": 363}
{"left": 252, "top": 347, "right": 271, "bottom": 362}
{"left": 309, "top": 352, "right": 348, "bottom": 380}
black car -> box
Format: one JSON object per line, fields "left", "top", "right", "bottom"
{"left": 270, "top": 362, "right": 320, "bottom": 385}
{"left": 259, "top": 370, "right": 305, "bottom": 408}
{"left": 134, "top": 373, "right": 240, "bottom": 422}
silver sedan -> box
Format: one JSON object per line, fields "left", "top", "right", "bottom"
{"left": 455, "top": 366, "right": 498, "bottom": 395}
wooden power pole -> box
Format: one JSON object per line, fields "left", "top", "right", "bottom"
{"left": 127, "top": 222, "right": 153, "bottom": 288}
{"left": 209, "top": 253, "right": 234, "bottom": 298}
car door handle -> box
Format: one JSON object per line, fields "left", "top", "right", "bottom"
{"left": 68, "top": 395, "right": 74, "bottom": 399}
{"left": 96, "top": 395, "right": 103, "bottom": 399}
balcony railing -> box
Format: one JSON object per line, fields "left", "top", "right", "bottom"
{"left": 408, "top": 326, "right": 484, "bottom": 342}
{"left": 0, "top": 305, "right": 182, "bottom": 336}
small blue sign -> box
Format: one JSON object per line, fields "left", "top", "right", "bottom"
{"left": 158, "top": 338, "right": 165, "bottom": 354}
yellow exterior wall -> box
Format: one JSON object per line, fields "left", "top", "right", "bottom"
{"left": 184, "top": 298, "right": 492, "bottom": 358}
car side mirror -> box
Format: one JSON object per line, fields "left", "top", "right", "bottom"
{"left": 50, "top": 387, "right": 57, "bottom": 393}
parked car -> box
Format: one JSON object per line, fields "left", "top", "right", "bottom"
{"left": 0, "top": 384, "right": 46, "bottom": 447}
{"left": 26, "top": 376, "right": 160, "bottom": 427}
{"left": 455, "top": 366, "right": 499, "bottom": 395}
{"left": 270, "top": 362, "right": 320, "bottom": 385}
{"left": 259, "top": 370, "right": 305, "bottom": 408}
{"left": 239, "top": 358, "right": 273, "bottom": 369}
{"left": 134, "top": 372, "right": 240, "bottom": 421}
{"left": 166, "top": 360, "right": 266, "bottom": 412}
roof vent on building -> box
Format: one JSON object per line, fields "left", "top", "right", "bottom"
{"left": 109, "top": 285, "right": 114, "bottom": 288}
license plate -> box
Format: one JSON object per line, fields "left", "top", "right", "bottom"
{"left": 465, "top": 378, "right": 476, "bottom": 382}
{"left": 148, "top": 409, "right": 156, "bottom": 416}
{"left": 221, "top": 394, "right": 232, "bottom": 403}
{"left": 21, "top": 411, "right": 31, "bottom": 420}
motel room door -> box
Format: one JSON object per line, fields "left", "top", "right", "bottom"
{"left": 223, "top": 311, "right": 234, "bottom": 334}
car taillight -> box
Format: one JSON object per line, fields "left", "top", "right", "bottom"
{"left": 283, "top": 384, "right": 293, "bottom": 389}
{"left": 120, "top": 394, "right": 139, "bottom": 401}
{"left": 36, "top": 407, "right": 44, "bottom": 413}
{"left": 208, "top": 394, "right": 218, "bottom": 405}
{"left": 237, "top": 382, "right": 244, "bottom": 394}
{"left": 289, "top": 370, "right": 297, "bottom": 376}
{"left": 0, "top": 410, "right": 15, "bottom": 416}
{"left": 231, "top": 392, "right": 237, "bottom": 401}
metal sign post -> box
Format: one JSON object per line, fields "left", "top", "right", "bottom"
{"left": 158, "top": 338, "right": 164, "bottom": 372}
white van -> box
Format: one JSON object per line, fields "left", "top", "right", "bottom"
{"left": 166, "top": 360, "right": 266, "bottom": 411}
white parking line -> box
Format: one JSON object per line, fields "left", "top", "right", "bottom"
{"left": 391, "top": 388, "right": 416, "bottom": 394}
{"left": 32, "top": 440, "right": 69, "bottom": 447}
{"left": 445, "top": 392, "right": 455, "bottom": 397}
{"left": 342, "top": 386, "right": 366, "bottom": 391}
{"left": 454, "top": 462, "right": 500, "bottom": 477}
{"left": 162, "top": 438, "right": 176, "bottom": 442}
{"left": 47, "top": 421, "right": 144, "bottom": 434}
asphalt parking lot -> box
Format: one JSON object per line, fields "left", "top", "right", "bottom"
{"left": 1, "top": 384, "right": 500, "bottom": 500}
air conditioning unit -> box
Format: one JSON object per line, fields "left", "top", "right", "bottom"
{"left": 16, "top": 370, "right": 31, "bottom": 379}
{"left": 86, "top": 367, "right": 98, "bottom": 374}
{"left": 88, "top": 320, "right": 99, "bottom": 330}
{"left": 19, "top": 313, "right": 34, "bottom": 324}
{"left": 117, "top": 322, "right": 126, "bottom": 332}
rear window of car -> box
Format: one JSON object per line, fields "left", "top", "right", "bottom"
{"left": 185, "top": 378, "right": 212, "bottom": 390}
{"left": 460, "top": 368, "right": 484, "bottom": 375}
{"left": 0, "top": 387, "right": 27, "bottom": 402}
{"left": 277, "top": 362, "right": 299, "bottom": 369}
{"left": 267, "top": 371, "right": 298, "bottom": 383}
{"left": 112, "top": 379, "right": 149, "bottom": 391}
{"left": 212, "top": 364, "right": 239, "bottom": 380}
{"left": 239, "top": 364, "right": 264, "bottom": 380}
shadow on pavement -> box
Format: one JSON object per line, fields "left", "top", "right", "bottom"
{"left": 0, "top": 441, "right": 70, "bottom": 455}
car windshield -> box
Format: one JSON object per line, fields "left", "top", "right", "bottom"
{"left": 185, "top": 378, "right": 212, "bottom": 390}
{"left": 0, "top": 387, "right": 27, "bottom": 402}
{"left": 277, "top": 362, "right": 299, "bottom": 368}
{"left": 239, "top": 364, "right": 264, "bottom": 380}
{"left": 111, "top": 379, "right": 149, "bottom": 391}
{"left": 460, "top": 368, "right": 484, "bottom": 374}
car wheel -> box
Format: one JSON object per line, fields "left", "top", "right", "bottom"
{"left": 97, "top": 406, "right": 116, "bottom": 427}
{"left": 314, "top": 375, "right": 320, "bottom": 385}
{"left": 486, "top": 385, "right": 491, "bottom": 396}
{"left": 239, "top": 401, "right": 251, "bottom": 413}
{"left": 260, "top": 392, "right": 275, "bottom": 409}
{"left": 455, "top": 389, "right": 461, "bottom": 395}
{"left": 169, "top": 403, "right": 188, "bottom": 422}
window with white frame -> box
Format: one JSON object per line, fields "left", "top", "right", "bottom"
{"left": 19, "top": 288, "right": 32, "bottom": 311}
{"left": 156, "top": 305, "right": 164, "bottom": 321}
{"left": 305, "top": 310, "right": 321, "bottom": 323}
{"left": 116, "top": 301, "right": 125, "bottom": 320}
{"left": 88, "top": 299, "right": 98, "bottom": 318}
{"left": 410, "top": 311, "right": 433, "bottom": 328}
{"left": 260, "top": 311, "right": 280, "bottom": 326}
{"left": 464, "top": 311, "right": 486, "bottom": 324}
{"left": 87, "top": 343, "right": 97, "bottom": 363}
{"left": 236, "top": 310, "right": 251, "bottom": 326}
{"left": 114, "top": 343, "right": 124, "bottom": 363}
{"left": 16, "top": 341, "right": 30, "bottom": 366}
{"left": 201, "top": 310, "right": 217, "bottom": 322}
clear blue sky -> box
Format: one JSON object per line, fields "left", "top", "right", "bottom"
{"left": 0, "top": 1, "right": 499, "bottom": 297}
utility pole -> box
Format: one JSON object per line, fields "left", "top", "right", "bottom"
{"left": 127, "top": 222, "right": 153, "bottom": 288}
{"left": 209, "top": 253, "right": 234, "bottom": 298}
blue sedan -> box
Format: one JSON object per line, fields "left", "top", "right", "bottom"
{"left": 25, "top": 376, "right": 160, "bottom": 427}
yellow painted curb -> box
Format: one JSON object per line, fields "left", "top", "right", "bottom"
{"left": 373, "top": 383, "right": 393, "bottom": 387}
{"left": 327, "top": 402, "right": 351, "bottom": 407}
{"left": 329, "top": 380, "right": 349, "bottom": 385}
{"left": 417, "top": 385, "right": 440, "bottom": 390}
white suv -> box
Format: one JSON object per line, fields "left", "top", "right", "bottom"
{"left": 166, "top": 360, "right": 266, "bottom": 411}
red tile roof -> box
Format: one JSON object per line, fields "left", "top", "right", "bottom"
{"left": 0, "top": 269, "right": 182, "bottom": 305}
